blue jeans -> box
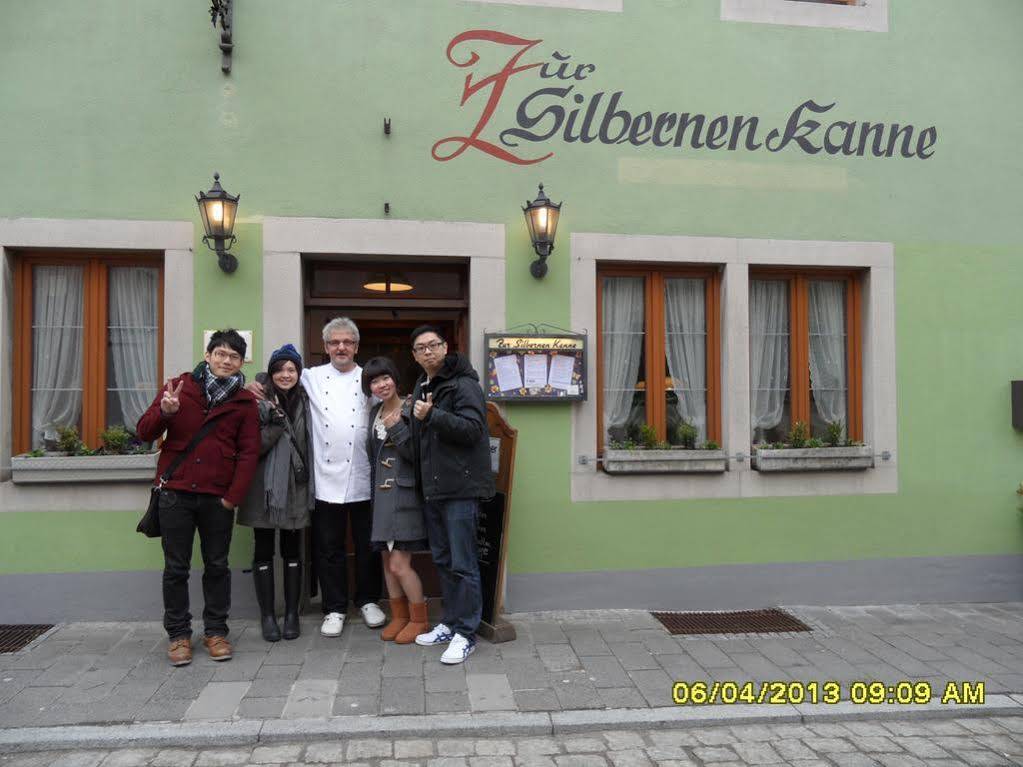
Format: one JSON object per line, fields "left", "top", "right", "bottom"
{"left": 422, "top": 499, "right": 481, "bottom": 638}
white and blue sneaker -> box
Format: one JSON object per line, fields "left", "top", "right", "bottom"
{"left": 415, "top": 623, "right": 454, "bottom": 646}
{"left": 440, "top": 633, "right": 476, "bottom": 664}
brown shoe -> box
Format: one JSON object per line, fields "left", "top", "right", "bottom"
{"left": 380, "top": 597, "right": 409, "bottom": 641}
{"left": 202, "top": 634, "right": 233, "bottom": 661}
{"left": 395, "top": 601, "right": 429, "bottom": 645}
{"left": 168, "top": 637, "right": 192, "bottom": 666}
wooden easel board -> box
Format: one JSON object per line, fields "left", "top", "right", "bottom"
{"left": 477, "top": 403, "right": 518, "bottom": 642}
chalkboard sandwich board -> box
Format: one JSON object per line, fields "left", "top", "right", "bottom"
{"left": 484, "top": 332, "right": 587, "bottom": 403}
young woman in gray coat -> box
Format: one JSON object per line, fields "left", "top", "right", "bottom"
{"left": 363, "top": 357, "right": 429, "bottom": 644}
{"left": 238, "top": 344, "right": 315, "bottom": 642}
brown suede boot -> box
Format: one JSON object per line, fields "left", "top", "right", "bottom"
{"left": 380, "top": 597, "right": 409, "bottom": 641}
{"left": 395, "top": 601, "right": 429, "bottom": 645}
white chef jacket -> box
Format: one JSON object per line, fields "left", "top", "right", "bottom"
{"left": 301, "top": 363, "right": 371, "bottom": 504}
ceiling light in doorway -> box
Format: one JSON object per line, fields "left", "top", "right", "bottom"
{"left": 363, "top": 272, "right": 414, "bottom": 293}
{"left": 523, "top": 183, "right": 562, "bottom": 280}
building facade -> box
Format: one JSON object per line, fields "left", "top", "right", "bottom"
{"left": 2, "top": 0, "right": 1022, "bottom": 621}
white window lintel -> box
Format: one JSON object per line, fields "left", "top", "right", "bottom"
{"left": 721, "top": 0, "right": 889, "bottom": 33}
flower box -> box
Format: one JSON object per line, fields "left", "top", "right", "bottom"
{"left": 751, "top": 445, "right": 873, "bottom": 473}
{"left": 602, "top": 448, "right": 728, "bottom": 475}
{"left": 10, "top": 452, "right": 159, "bottom": 484}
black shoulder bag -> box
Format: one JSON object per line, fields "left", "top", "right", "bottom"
{"left": 136, "top": 418, "right": 222, "bottom": 538}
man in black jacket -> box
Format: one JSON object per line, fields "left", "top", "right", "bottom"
{"left": 405, "top": 325, "right": 494, "bottom": 664}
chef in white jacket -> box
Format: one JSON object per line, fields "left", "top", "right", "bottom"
{"left": 302, "top": 317, "right": 385, "bottom": 636}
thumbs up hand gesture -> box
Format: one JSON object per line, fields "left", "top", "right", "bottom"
{"left": 413, "top": 392, "right": 434, "bottom": 422}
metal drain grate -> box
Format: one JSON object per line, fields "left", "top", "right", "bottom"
{"left": 651, "top": 608, "right": 811, "bottom": 635}
{"left": 0, "top": 625, "right": 53, "bottom": 653}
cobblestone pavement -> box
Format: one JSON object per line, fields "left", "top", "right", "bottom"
{"left": 1, "top": 603, "right": 1021, "bottom": 728}
{"left": 4, "top": 717, "right": 1023, "bottom": 766}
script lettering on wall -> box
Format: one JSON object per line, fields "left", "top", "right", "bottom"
{"left": 433, "top": 30, "right": 938, "bottom": 165}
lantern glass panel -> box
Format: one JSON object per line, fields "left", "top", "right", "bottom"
{"left": 523, "top": 208, "right": 539, "bottom": 245}
{"left": 198, "top": 200, "right": 212, "bottom": 238}
{"left": 220, "top": 198, "right": 238, "bottom": 238}
{"left": 545, "top": 205, "right": 560, "bottom": 242}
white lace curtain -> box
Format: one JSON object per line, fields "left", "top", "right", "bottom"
{"left": 749, "top": 280, "right": 789, "bottom": 438}
{"left": 109, "top": 267, "right": 160, "bottom": 432}
{"left": 664, "top": 278, "right": 706, "bottom": 443}
{"left": 32, "top": 266, "right": 84, "bottom": 448}
{"left": 808, "top": 280, "right": 847, "bottom": 433}
{"left": 602, "top": 277, "right": 644, "bottom": 444}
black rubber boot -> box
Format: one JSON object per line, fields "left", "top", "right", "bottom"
{"left": 253, "top": 561, "right": 281, "bottom": 642}
{"left": 282, "top": 559, "right": 302, "bottom": 640}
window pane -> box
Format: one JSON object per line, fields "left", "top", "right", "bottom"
{"left": 108, "top": 267, "right": 160, "bottom": 441}
{"left": 750, "top": 279, "right": 789, "bottom": 443}
{"left": 664, "top": 278, "right": 707, "bottom": 445}
{"left": 32, "top": 265, "right": 85, "bottom": 448}
{"left": 809, "top": 280, "right": 847, "bottom": 440}
{"left": 602, "top": 276, "right": 645, "bottom": 445}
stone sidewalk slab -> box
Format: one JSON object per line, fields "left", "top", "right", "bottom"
{"left": 2, "top": 603, "right": 1023, "bottom": 752}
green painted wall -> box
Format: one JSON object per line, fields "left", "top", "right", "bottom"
{"left": 2, "top": 0, "right": 1023, "bottom": 576}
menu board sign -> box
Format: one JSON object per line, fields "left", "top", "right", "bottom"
{"left": 484, "top": 333, "right": 586, "bottom": 402}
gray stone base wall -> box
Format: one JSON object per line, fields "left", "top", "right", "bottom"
{"left": 1, "top": 554, "right": 1021, "bottom": 623}
{"left": 505, "top": 554, "right": 1023, "bottom": 612}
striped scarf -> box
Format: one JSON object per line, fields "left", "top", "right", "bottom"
{"left": 202, "top": 363, "right": 245, "bottom": 409}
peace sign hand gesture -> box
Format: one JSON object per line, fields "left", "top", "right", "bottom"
{"left": 160, "top": 379, "right": 184, "bottom": 415}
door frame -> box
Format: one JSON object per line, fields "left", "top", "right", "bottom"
{"left": 261, "top": 218, "right": 505, "bottom": 376}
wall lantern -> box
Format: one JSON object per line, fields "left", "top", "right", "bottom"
{"left": 196, "top": 172, "right": 240, "bottom": 274}
{"left": 363, "top": 272, "right": 414, "bottom": 293}
{"left": 523, "top": 183, "right": 562, "bottom": 279}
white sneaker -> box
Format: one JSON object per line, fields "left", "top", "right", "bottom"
{"left": 320, "top": 612, "right": 345, "bottom": 637}
{"left": 440, "top": 633, "right": 476, "bottom": 665}
{"left": 360, "top": 602, "right": 386, "bottom": 628}
{"left": 415, "top": 623, "right": 454, "bottom": 646}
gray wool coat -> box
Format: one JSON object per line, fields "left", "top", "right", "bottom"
{"left": 367, "top": 400, "right": 427, "bottom": 544}
{"left": 237, "top": 391, "right": 314, "bottom": 530}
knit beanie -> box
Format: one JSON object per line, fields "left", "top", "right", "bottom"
{"left": 268, "top": 343, "right": 303, "bottom": 373}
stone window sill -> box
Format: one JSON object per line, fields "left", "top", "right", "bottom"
{"left": 602, "top": 448, "right": 728, "bottom": 475}
{"left": 10, "top": 453, "right": 158, "bottom": 484}
{"left": 751, "top": 445, "right": 874, "bottom": 473}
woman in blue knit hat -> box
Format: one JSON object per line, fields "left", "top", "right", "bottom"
{"left": 238, "top": 343, "right": 315, "bottom": 642}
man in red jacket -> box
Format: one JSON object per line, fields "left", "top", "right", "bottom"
{"left": 137, "top": 329, "right": 259, "bottom": 666}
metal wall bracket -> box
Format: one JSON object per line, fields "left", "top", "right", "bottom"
{"left": 210, "top": 0, "right": 233, "bottom": 74}
{"left": 384, "top": 118, "right": 392, "bottom": 136}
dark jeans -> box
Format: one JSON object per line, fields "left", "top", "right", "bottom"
{"left": 158, "top": 490, "right": 234, "bottom": 639}
{"left": 253, "top": 527, "right": 300, "bottom": 562}
{"left": 422, "top": 498, "right": 482, "bottom": 638}
{"left": 311, "top": 499, "right": 381, "bottom": 614}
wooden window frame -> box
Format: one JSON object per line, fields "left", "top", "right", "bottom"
{"left": 749, "top": 267, "right": 863, "bottom": 443}
{"left": 12, "top": 251, "right": 164, "bottom": 454}
{"left": 596, "top": 264, "right": 722, "bottom": 454}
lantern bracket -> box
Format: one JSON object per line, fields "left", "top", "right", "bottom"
{"left": 530, "top": 254, "right": 549, "bottom": 280}
{"left": 202, "top": 235, "right": 238, "bottom": 273}
{"left": 209, "top": 0, "right": 233, "bottom": 74}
